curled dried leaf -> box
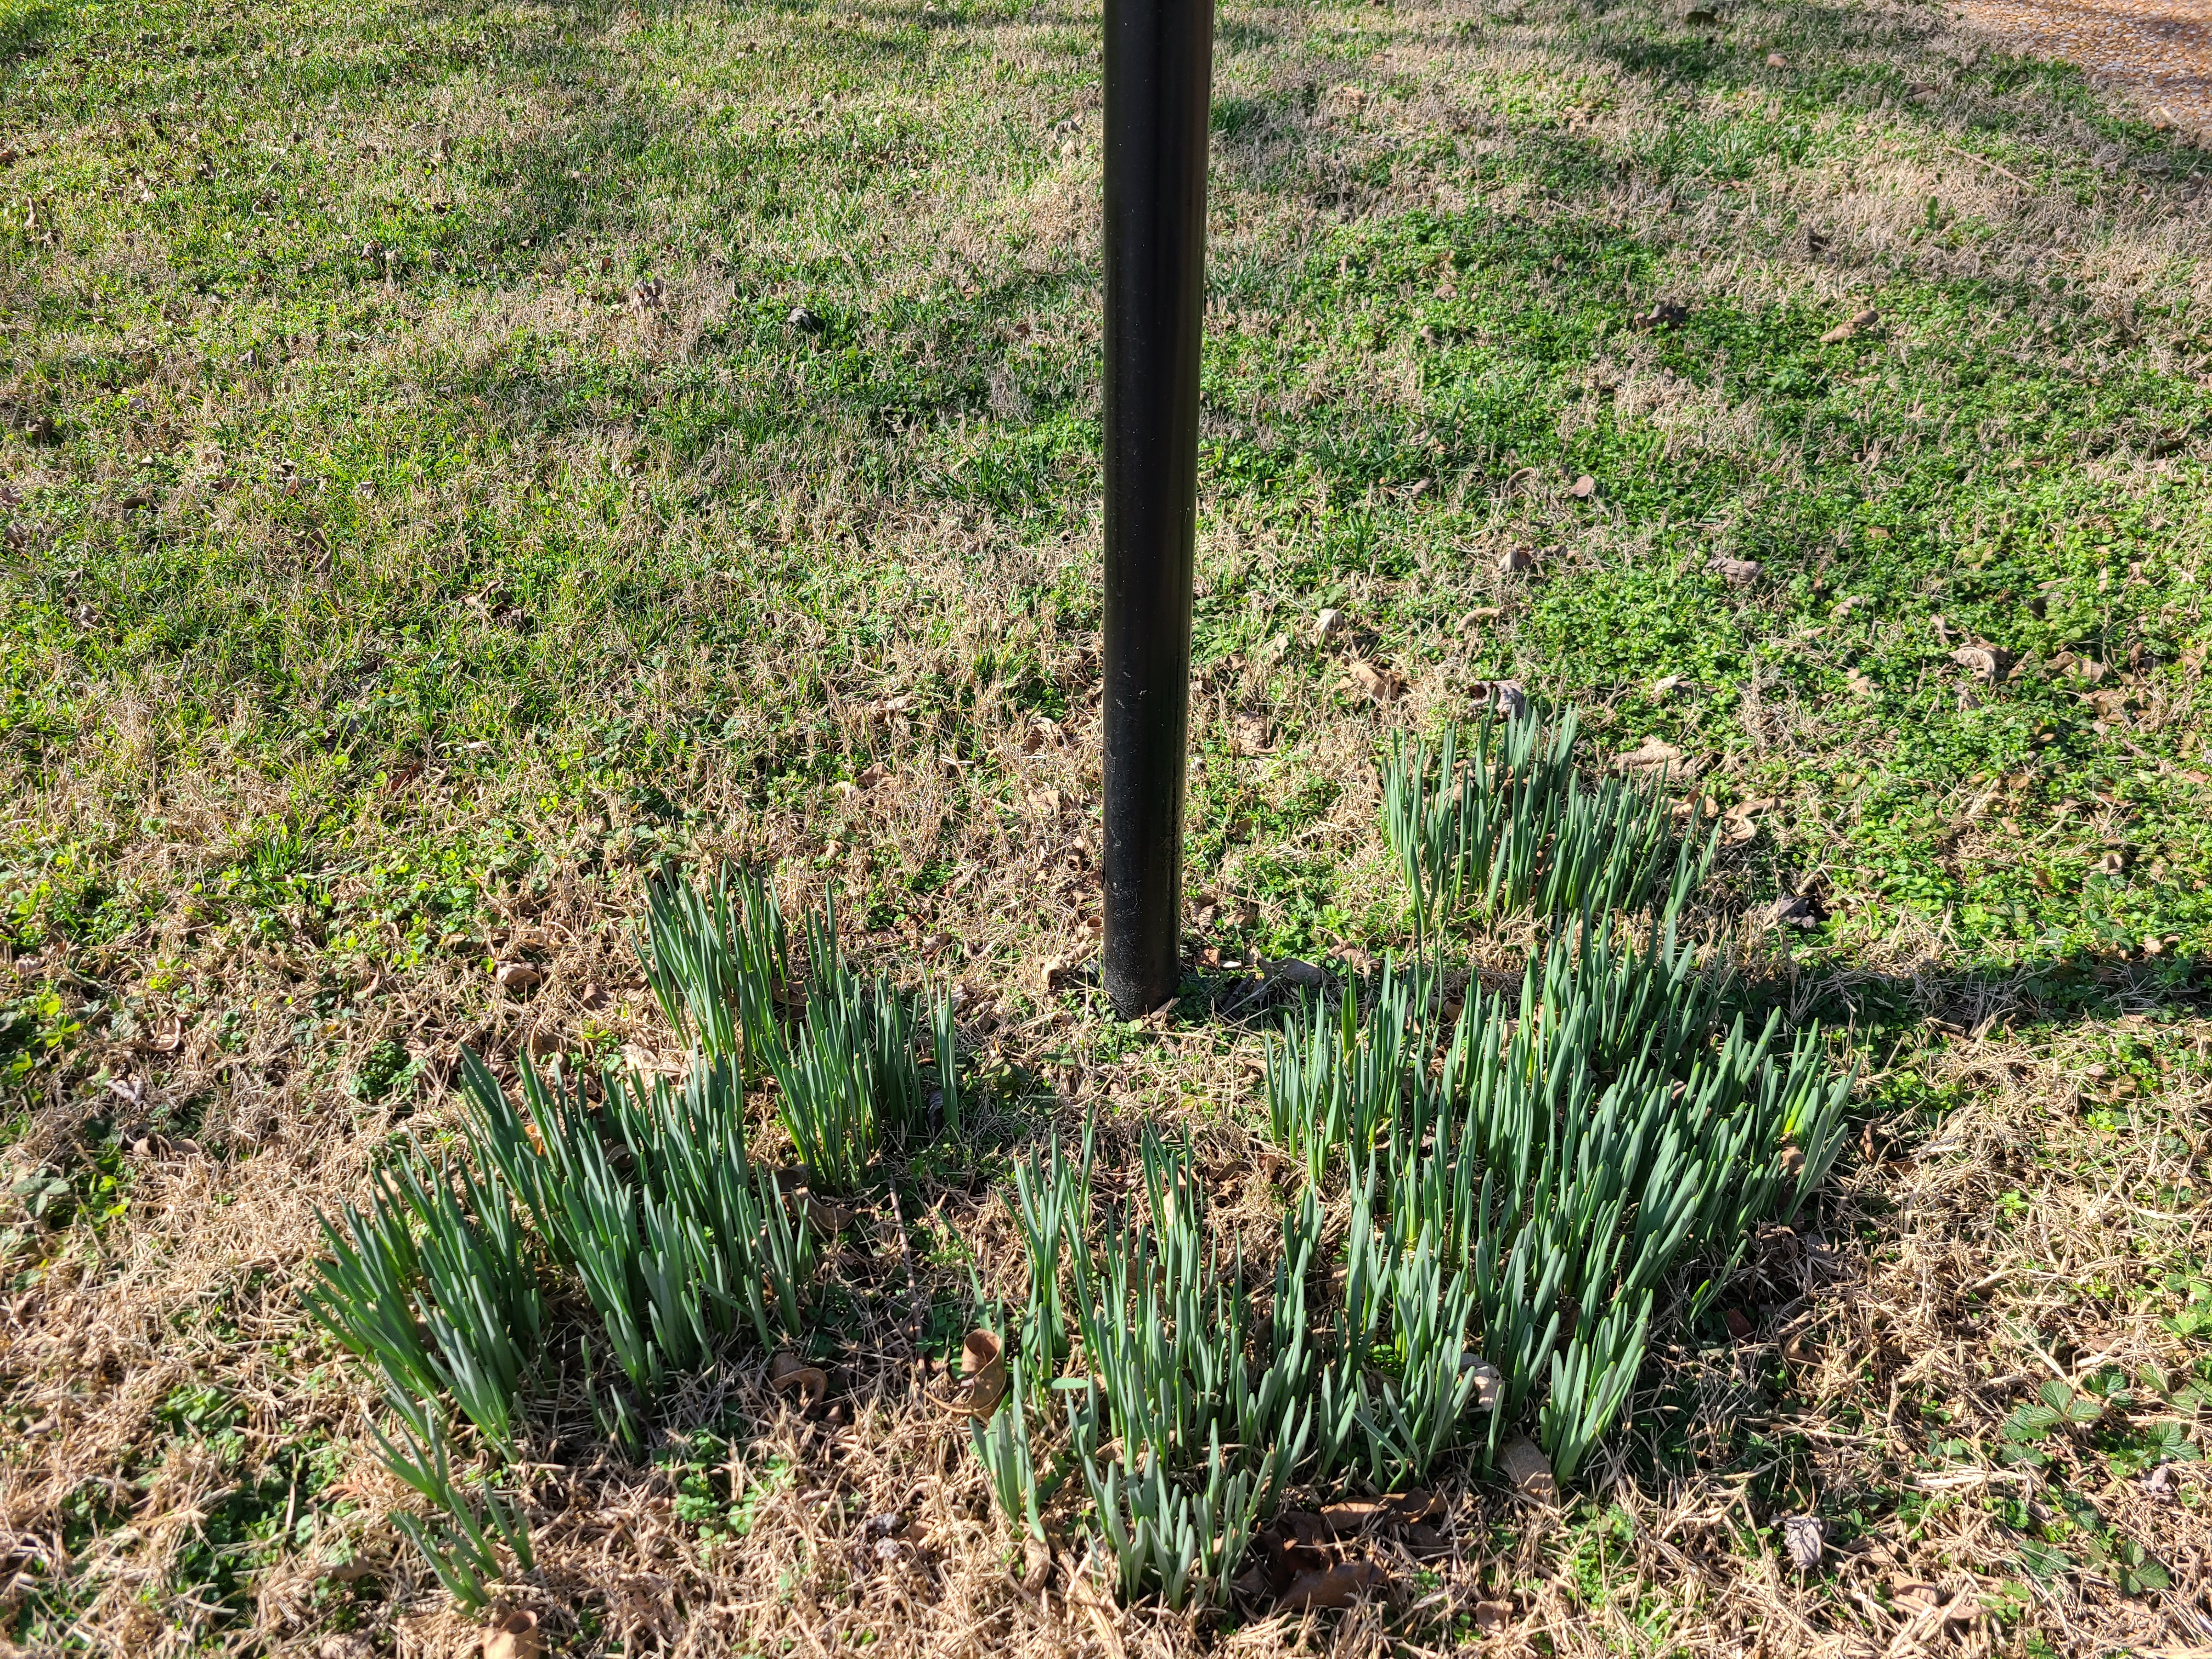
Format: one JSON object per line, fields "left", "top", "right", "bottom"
{"left": 1027, "top": 787, "right": 1076, "bottom": 816}
{"left": 795, "top": 1190, "right": 855, "bottom": 1235}
{"left": 958, "top": 1328, "right": 1007, "bottom": 1417}
{"left": 1022, "top": 1534, "right": 1053, "bottom": 1594}
{"left": 1764, "top": 893, "right": 1821, "bottom": 929}
{"left": 483, "top": 1610, "right": 541, "bottom": 1659}
{"left": 769, "top": 1352, "right": 829, "bottom": 1415}
{"left": 1819, "top": 306, "right": 1878, "bottom": 344}
{"left": 1471, "top": 678, "right": 1528, "bottom": 720}
{"left": 1950, "top": 644, "right": 2013, "bottom": 683}
{"left": 1722, "top": 796, "right": 1778, "bottom": 845}
{"left": 1345, "top": 660, "right": 1404, "bottom": 703}
{"left": 1318, "top": 1489, "right": 1442, "bottom": 1535}
{"left": 1616, "top": 736, "right": 1684, "bottom": 771}
{"left": 493, "top": 961, "right": 542, "bottom": 992}
{"left": 1633, "top": 299, "right": 1690, "bottom": 330}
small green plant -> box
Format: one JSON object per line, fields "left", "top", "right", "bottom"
{"left": 766, "top": 902, "right": 928, "bottom": 1190}
{"left": 1381, "top": 713, "right": 1713, "bottom": 935}
{"left": 2002, "top": 1379, "right": 2106, "bottom": 1443}
{"left": 636, "top": 864, "right": 788, "bottom": 1073}
{"left": 1084, "top": 1429, "right": 1264, "bottom": 1610}
{"left": 304, "top": 1157, "right": 541, "bottom": 1457}
{"left": 304, "top": 863, "right": 983, "bottom": 1611}
{"left": 373, "top": 1398, "right": 535, "bottom": 1610}
{"left": 638, "top": 871, "right": 958, "bottom": 1189}
{"left": 459, "top": 1050, "right": 819, "bottom": 1396}
{"left": 970, "top": 1352, "right": 1048, "bottom": 1542}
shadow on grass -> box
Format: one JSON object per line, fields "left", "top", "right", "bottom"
{"left": 0, "top": 2, "right": 61, "bottom": 96}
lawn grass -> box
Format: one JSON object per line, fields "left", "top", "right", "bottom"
{"left": 1, "top": 0, "right": 2209, "bottom": 1650}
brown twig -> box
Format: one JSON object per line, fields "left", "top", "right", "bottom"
{"left": 1941, "top": 140, "right": 2034, "bottom": 191}
{"left": 887, "top": 1183, "right": 926, "bottom": 1357}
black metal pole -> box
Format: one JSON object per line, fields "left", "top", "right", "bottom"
{"left": 1100, "top": 0, "right": 1213, "bottom": 1018}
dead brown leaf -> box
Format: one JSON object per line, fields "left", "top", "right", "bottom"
{"left": 1764, "top": 893, "right": 1821, "bottom": 929}
{"left": 1020, "top": 1534, "right": 1052, "bottom": 1595}
{"left": 1472, "top": 678, "right": 1528, "bottom": 720}
{"left": 1498, "top": 1435, "right": 1555, "bottom": 1502}
{"left": 483, "top": 1610, "right": 542, "bottom": 1659}
{"left": 1950, "top": 644, "right": 2013, "bottom": 683}
{"left": 493, "top": 961, "right": 543, "bottom": 992}
{"left": 1819, "top": 306, "right": 1878, "bottom": 343}
{"left": 1722, "top": 797, "right": 1777, "bottom": 844}
{"left": 796, "top": 1191, "right": 855, "bottom": 1235}
{"left": 1316, "top": 1488, "right": 1442, "bottom": 1535}
{"left": 1278, "top": 1559, "right": 1387, "bottom": 1611}
{"left": 1617, "top": 736, "right": 1683, "bottom": 771}
{"left": 769, "top": 1352, "right": 829, "bottom": 1415}
{"left": 958, "top": 1328, "right": 1007, "bottom": 1417}
{"left": 1463, "top": 1353, "right": 1504, "bottom": 1412}
{"left": 1346, "top": 660, "right": 1404, "bottom": 703}
{"left": 1782, "top": 1514, "right": 1825, "bottom": 1572}
{"left": 1569, "top": 473, "right": 1596, "bottom": 498}
{"left": 1231, "top": 710, "right": 1272, "bottom": 754}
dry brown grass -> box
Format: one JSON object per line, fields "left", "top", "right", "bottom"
{"left": 8, "top": 962, "right": 2208, "bottom": 1656}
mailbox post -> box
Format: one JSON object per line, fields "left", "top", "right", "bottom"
{"left": 1099, "top": 0, "right": 1213, "bottom": 1018}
